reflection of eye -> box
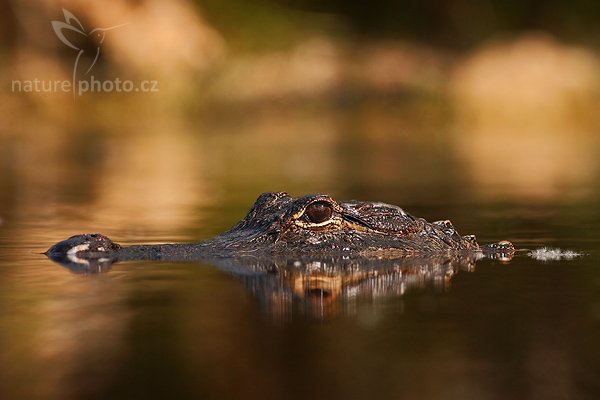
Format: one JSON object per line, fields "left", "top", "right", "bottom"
{"left": 306, "top": 288, "right": 332, "bottom": 298}
{"left": 304, "top": 201, "right": 333, "bottom": 224}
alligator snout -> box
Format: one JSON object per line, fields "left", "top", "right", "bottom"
{"left": 47, "top": 233, "right": 119, "bottom": 257}
{"left": 45, "top": 233, "right": 121, "bottom": 272}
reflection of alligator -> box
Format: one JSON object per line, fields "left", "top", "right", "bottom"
{"left": 223, "top": 254, "right": 482, "bottom": 321}
{"left": 47, "top": 192, "right": 514, "bottom": 269}
{"left": 46, "top": 192, "right": 514, "bottom": 319}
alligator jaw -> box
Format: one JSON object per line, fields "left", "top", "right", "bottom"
{"left": 45, "top": 232, "right": 515, "bottom": 274}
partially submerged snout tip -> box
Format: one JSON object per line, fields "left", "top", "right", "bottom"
{"left": 45, "top": 233, "right": 117, "bottom": 258}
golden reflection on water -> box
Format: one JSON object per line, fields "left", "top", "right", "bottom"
{"left": 33, "top": 275, "right": 128, "bottom": 399}
{"left": 0, "top": 257, "right": 128, "bottom": 400}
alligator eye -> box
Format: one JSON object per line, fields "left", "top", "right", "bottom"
{"left": 304, "top": 201, "right": 333, "bottom": 224}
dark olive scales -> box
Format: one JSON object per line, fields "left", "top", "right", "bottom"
{"left": 47, "top": 192, "right": 514, "bottom": 270}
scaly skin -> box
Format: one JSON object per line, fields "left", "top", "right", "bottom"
{"left": 46, "top": 192, "right": 514, "bottom": 271}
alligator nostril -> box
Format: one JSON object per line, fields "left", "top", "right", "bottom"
{"left": 90, "top": 234, "right": 99, "bottom": 238}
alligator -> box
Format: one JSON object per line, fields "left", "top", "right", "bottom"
{"left": 46, "top": 192, "right": 514, "bottom": 271}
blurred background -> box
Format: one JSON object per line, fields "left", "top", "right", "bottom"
{"left": 2, "top": 2, "right": 600, "bottom": 399}
{"left": 2, "top": 0, "right": 600, "bottom": 221}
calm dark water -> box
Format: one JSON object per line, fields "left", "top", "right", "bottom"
{"left": 1, "top": 109, "right": 600, "bottom": 400}
{"left": 1, "top": 197, "right": 599, "bottom": 400}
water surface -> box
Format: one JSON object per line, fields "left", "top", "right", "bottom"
{"left": 1, "top": 107, "right": 599, "bottom": 400}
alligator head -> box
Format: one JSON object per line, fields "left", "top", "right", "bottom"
{"left": 46, "top": 192, "right": 514, "bottom": 272}
{"left": 203, "top": 192, "right": 497, "bottom": 255}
